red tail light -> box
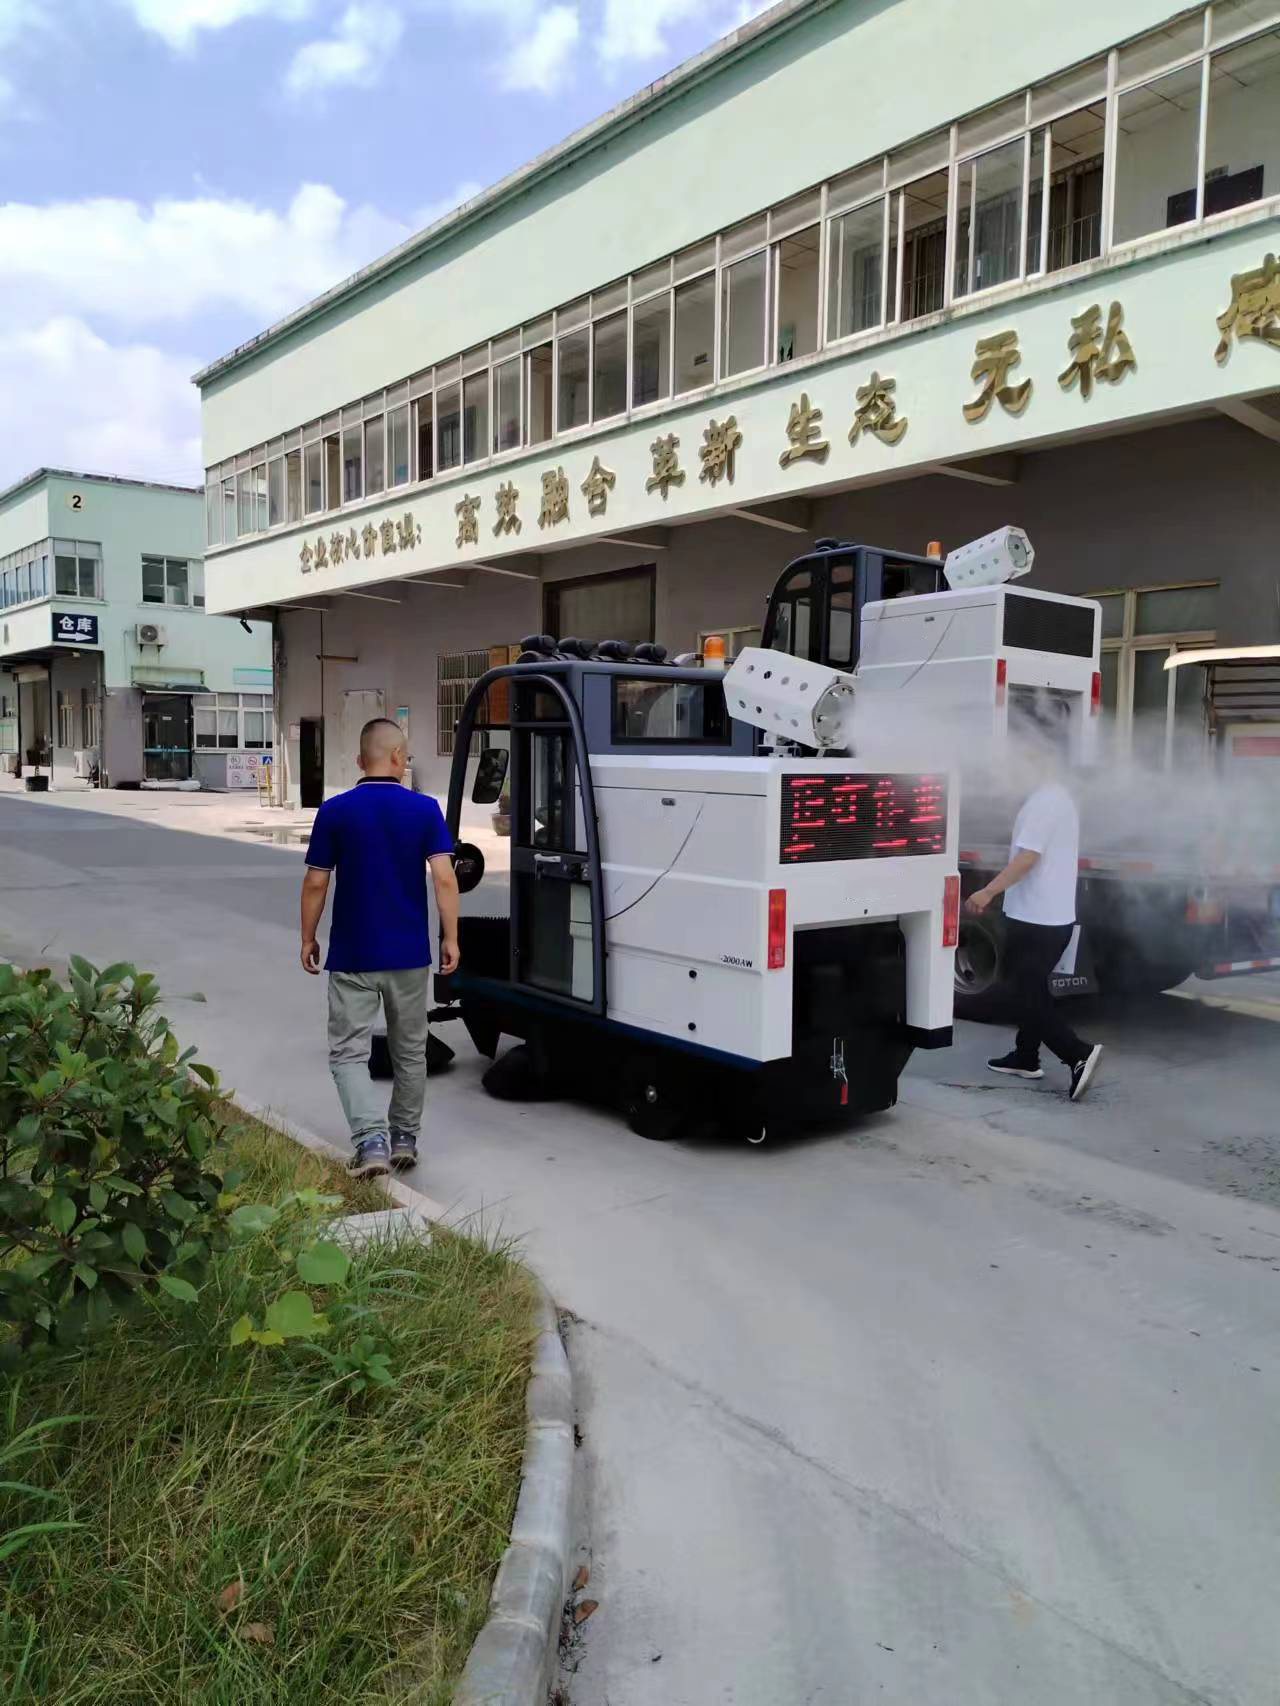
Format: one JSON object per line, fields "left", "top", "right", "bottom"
{"left": 1090, "top": 670, "right": 1102, "bottom": 715}
{"left": 995, "top": 657, "right": 1007, "bottom": 707}
{"left": 768, "top": 888, "right": 787, "bottom": 969}
{"left": 942, "top": 875, "right": 960, "bottom": 948}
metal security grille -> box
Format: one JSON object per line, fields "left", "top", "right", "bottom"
{"left": 437, "top": 649, "right": 493, "bottom": 756}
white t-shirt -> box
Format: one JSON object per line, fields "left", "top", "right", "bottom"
{"left": 1003, "top": 781, "right": 1079, "bottom": 926}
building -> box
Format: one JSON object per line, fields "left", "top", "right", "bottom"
{"left": 197, "top": 0, "right": 1280, "bottom": 818}
{"left": 0, "top": 470, "right": 273, "bottom": 789}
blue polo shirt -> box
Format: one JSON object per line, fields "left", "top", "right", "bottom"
{"left": 305, "top": 779, "right": 453, "bottom": 973}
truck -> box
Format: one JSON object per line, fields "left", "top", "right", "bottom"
{"left": 755, "top": 537, "right": 1280, "bottom": 1014}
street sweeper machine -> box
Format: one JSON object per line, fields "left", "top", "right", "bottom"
{"left": 427, "top": 525, "right": 1107, "bottom": 1142}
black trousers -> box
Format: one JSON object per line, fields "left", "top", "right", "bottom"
{"left": 1003, "top": 918, "right": 1089, "bottom": 1068}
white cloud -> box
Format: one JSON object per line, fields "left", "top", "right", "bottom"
{"left": 285, "top": 1, "right": 401, "bottom": 96}
{"left": 119, "top": 0, "right": 311, "bottom": 51}
{"left": 500, "top": 2, "right": 578, "bottom": 93}
{"left": 0, "top": 317, "right": 202, "bottom": 486}
{"left": 0, "top": 183, "right": 413, "bottom": 329}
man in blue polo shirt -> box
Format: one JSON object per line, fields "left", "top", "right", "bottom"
{"left": 300, "top": 717, "right": 460, "bottom": 1178}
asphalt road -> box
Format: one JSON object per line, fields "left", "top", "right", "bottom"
{"left": 1, "top": 792, "right": 1277, "bottom": 1706}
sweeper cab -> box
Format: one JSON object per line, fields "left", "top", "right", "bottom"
{"left": 426, "top": 536, "right": 1064, "bottom": 1142}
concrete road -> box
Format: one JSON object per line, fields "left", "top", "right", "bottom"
{"left": 1, "top": 792, "right": 1277, "bottom": 1706}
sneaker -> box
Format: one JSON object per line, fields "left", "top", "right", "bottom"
{"left": 988, "top": 1051, "right": 1044, "bottom": 1080}
{"left": 1069, "top": 1044, "right": 1103, "bottom": 1103}
{"left": 389, "top": 1130, "right": 419, "bottom": 1172}
{"left": 349, "top": 1133, "right": 392, "bottom": 1179}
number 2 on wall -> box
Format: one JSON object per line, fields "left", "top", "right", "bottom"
{"left": 69, "top": 493, "right": 83, "bottom": 511}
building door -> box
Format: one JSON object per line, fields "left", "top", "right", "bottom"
{"left": 141, "top": 693, "right": 192, "bottom": 781}
{"left": 544, "top": 565, "right": 655, "bottom": 647}
{"left": 299, "top": 718, "right": 324, "bottom": 808}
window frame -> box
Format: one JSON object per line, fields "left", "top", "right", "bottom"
{"left": 1089, "top": 580, "right": 1218, "bottom": 765}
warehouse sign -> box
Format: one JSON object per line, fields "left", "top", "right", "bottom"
{"left": 53, "top": 612, "right": 98, "bottom": 645}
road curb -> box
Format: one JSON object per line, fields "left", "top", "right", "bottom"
{"left": 229, "top": 1095, "right": 576, "bottom": 1706}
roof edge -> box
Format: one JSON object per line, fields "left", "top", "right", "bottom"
{"left": 193, "top": 0, "right": 836, "bottom": 390}
{"left": 0, "top": 467, "right": 204, "bottom": 508}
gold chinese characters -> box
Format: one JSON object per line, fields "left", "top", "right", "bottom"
{"left": 538, "top": 467, "right": 570, "bottom": 528}
{"left": 1215, "top": 253, "right": 1280, "bottom": 364}
{"left": 699, "top": 416, "right": 742, "bottom": 486}
{"left": 964, "top": 331, "right": 1032, "bottom": 423}
{"left": 1059, "top": 302, "right": 1135, "bottom": 399}
{"left": 581, "top": 456, "right": 617, "bottom": 517}
{"left": 779, "top": 393, "right": 829, "bottom": 468}
{"left": 493, "top": 480, "right": 521, "bottom": 536}
{"left": 848, "top": 372, "right": 907, "bottom": 447}
{"left": 455, "top": 495, "right": 480, "bottom": 548}
{"left": 646, "top": 433, "right": 685, "bottom": 499}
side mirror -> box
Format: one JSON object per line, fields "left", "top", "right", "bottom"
{"left": 471, "top": 746, "right": 509, "bottom": 805}
{"left": 452, "top": 840, "right": 486, "bottom": 894}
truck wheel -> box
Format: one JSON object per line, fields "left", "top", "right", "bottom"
{"left": 623, "top": 1065, "right": 682, "bottom": 1141}
{"left": 954, "top": 914, "right": 1007, "bottom": 1020}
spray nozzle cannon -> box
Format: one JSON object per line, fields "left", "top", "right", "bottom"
{"left": 943, "top": 525, "right": 1034, "bottom": 590}
{"left": 724, "top": 648, "right": 857, "bottom": 749}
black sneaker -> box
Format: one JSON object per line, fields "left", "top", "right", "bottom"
{"left": 1069, "top": 1044, "right": 1103, "bottom": 1103}
{"left": 988, "top": 1051, "right": 1044, "bottom": 1080}
{"left": 349, "top": 1133, "right": 392, "bottom": 1179}
{"left": 389, "top": 1130, "right": 419, "bottom": 1172}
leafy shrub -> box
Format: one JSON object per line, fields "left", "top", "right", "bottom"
{"left": 0, "top": 958, "right": 234, "bottom": 1360}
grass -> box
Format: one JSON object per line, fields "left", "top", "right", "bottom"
{"left": 0, "top": 1115, "right": 539, "bottom": 1706}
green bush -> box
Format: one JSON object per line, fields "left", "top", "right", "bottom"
{"left": 0, "top": 957, "right": 234, "bottom": 1360}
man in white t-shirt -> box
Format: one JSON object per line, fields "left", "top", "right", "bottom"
{"left": 967, "top": 779, "right": 1103, "bottom": 1102}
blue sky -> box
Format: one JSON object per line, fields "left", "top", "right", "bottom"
{"left": 0, "top": 0, "right": 768, "bottom": 490}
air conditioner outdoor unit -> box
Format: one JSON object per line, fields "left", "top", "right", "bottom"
{"left": 136, "top": 622, "right": 166, "bottom": 646}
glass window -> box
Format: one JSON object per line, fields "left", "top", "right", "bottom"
{"left": 1135, "top": 583, "right": 1218, "bottom": 634}
{"left": 223, "top": 476, "right": 237, "bottom": 541}
{"left": 168, "top": 559, "right": 189, "bottom": 606}
{"left": 364, "top": 416, "right": 385, "bottom": 495}
{"left": 206, "top": 483, "right": 220, "bottom": 547}
{"left": 1204, "top": 31, "right": 1280, "bottom": 217}
{"left": 611, "top": 678, "right": 729, "bottom": 743}
{"left": 674, "top": 275, "right": 715, "bottom": 393}
{"left": 341, "top": 424, "right": 362, "bottom": 503}
{"left": 16, "top": 562, "right": 29, "bottom": 602}
{"left": 828, "top": 199, "right": 886, "bottom": 339}
{"left": 194, "top": 698, "right": 217, "bottom": 747}
{"left": 304, "top": 443, "right": 322, "bottom": 515}
{"left": 244, "top": 709, "right": 266, "bottom": 748}
{"left": 268, "top": 457, "right": 284, "bottom": 526}
{"left": 388, "top": 404, "right": 410, "bottom": 486}
{"left": 899, "top": 170, "right": 949, "bottom": 319}
{"left": 1113, "top": 62, "right": 1203, "bottom": 243}
{"left": 1096, "top": 593, "right": 1126, "bottom": 639}
{"left": 236, "top": 470, "right": 252, "bottom": 536}
{"left": 323, "top": 433, "right": 341, "bottom": 508}
{"left": 56, "top": 554, "right": 78, "bottom": 596}
{"left": 217, "top": 707, "right": 239, "bottom": 748}
{"left": 414, "top": 395, "right": 434, "bottom": 480}
{"left": 1032, "top": 108, "right": 1106, "bottom": 270}
{"left": 592, "top": 310, "right": 627, "bottom": 421}
{"left": 252, "top": 463, "right": 268, "bottom": 532}
{"left": 437, "top": 383, "right": 461, "bottom": 472}
{"left": 142, "top": 557, "right": 164, "bottom": 603}
{"left": 1024, "top": 130, "right": 1049, "bottom": 271}
{"left": 525, "top": 344, "right": 553, "bottom": 445}
{"left": 72, "top": 551, "right": 92, "bottom": 598}
{"left": 1213, "top": 0, "right": 1280, "bottom": 41}
{"left": 955, "top": 137, "right": 1025, "bottom": 296}
{"left": 1119, "top": 12, "right": 1207, "bottom": 85}
{"left": 557, "top": 327, "right": 590, "bottom": 431}
{"left": 463, "top": 371, "right": 489, "bottom": 463}
{"left": 774, "top": 225, "right": 819, "bottom": 362}
{"left": 494, "top": 358, "right": 521, "bottom": 453}
{"left": 720, "top": 248, "right": 767, "bottom": 376}
{"left": 632, "top": 291, "right": 671, "bottom": 407}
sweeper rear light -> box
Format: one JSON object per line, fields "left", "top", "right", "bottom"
{"left": 768, "top": 889, "right": 787, "bottom": 969}
{"left": 1091, "top": 670, "right": 1102, "bottom": 715}
{"left": 942, "top": 875, "right": 960, "bottom": 948}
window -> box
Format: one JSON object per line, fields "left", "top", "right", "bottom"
{"left": 323, "top": 432, "right": 341, "bottom": 508}
{"left": 388, "top": 404, "right": 410, "bottom": 485}
{"left": 252, "top": 463, "right": 268, "bottom": 532}
{"left": 557, "top": 327, "right": 590, "bottom": 431}
{"left": 236, "top": 469, "right": 252, "bottom": 536}
{"left": 955, "top": 137, "right": 1026, "bottom": 296}
{"left": 899, "top": 171, "right": 949, "bottom": 319}
{"left": 142, "top": 555, "right": 200, "bottom": 607}
{"left": 632, "top": 292, "right": 671, "bottom": 406}
{"left": 493, "top": 359, "right": 521, "bottom": 453}
{"left": 525, "top": 344, "right": 553, "bottom": 444}
{"left": 1201, "top": 30, "right": 1279, "bottom": 217}
{"left": 55, "top": 553, "right": 78, "bottom": 596}
{"left": 304, "top": 442, "right": 323, "bottom": 515}
{"left": 592, "top": 311, "right": 627, "bottom": 421}
{"left": 56, "top": 691, "right": 75, "bottom": 748}
{"left": 828, "top": 198, "right": 887, "bottom": 340}
{"left": 268, "top": 457, "right": 284, "bottom": 527}
{"left": 437, "top": 648, "right": 494, "bottom": 756}
{"left": 720, "top": 248, "right": 768, "bottom": 376}
{"left": 1091, "top": 582, "right": 1218, "bottom": 766}
{"left": 365, "top": 415, "right": 385, "bottom": 496}
{"left": 81, "top": 688, "right": 99, "bottom": 749}
{"left": 544, "top": 565, "right": 655, "bottom": 647}
{"left": 674, "top": 273, "right": 714, "bottom": 393}
{"left": 414, "top": 395, "right": 435, "bottom": 480}
{"left": 222, "top": 476, "right": 237, "bottom": 542}
{"left": 342, "top": 423, "right": 362, "bottom": 503}
{"left": 612, "top": 678, "right": 730, "bottom": 743}
{"left": 437, "top": 384, "right": 461, "bottom": 472}
{"left": 53, "top": 541, "right": 98, "bottom": 599}
{"left": 1113, "top": 62, "right": 1203, "bottom": 244}
{"left": 773, "top": 226, "right": 819, "bottom": 362}
{"left": 206, "top": 483, "right": 221, "bottom": 547}
{"left": 1028, "top": 105, "right": 1106, "bottom": 271}
{"left": 194, "top": 692, "right": 273, "bottom": 750}
{"left": 463, "top": 371, "right": 489, "bottom": 463}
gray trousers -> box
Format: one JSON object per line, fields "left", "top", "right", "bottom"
{"left": 327, "top": 968, "right": 430, "bottom": 1142}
